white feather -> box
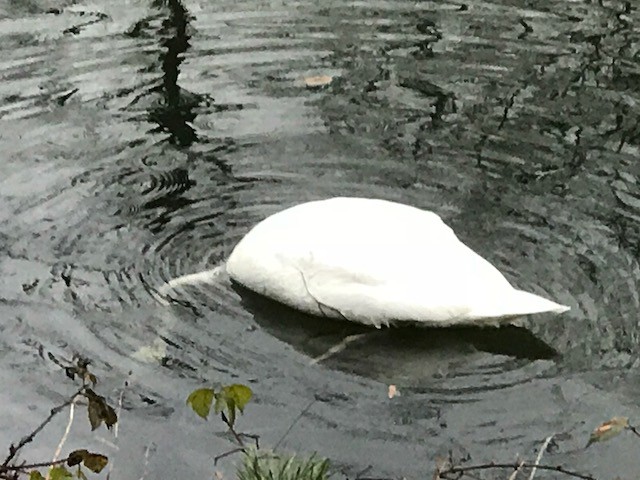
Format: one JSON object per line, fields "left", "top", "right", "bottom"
{"left": 225, "top": 197, "right": 570, "bottom": 327}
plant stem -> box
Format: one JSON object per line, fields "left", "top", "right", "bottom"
{"left": 221, "top": 412, "right": 244, "bottom": 447}
{"left": 1, "top": 457, "right": 68, "bottom": 472}
{"left": 2, "top": 388, "right": 84, "bottom": 467}
{"left": 627, "top": 424, "right": 640, "bottom": 438}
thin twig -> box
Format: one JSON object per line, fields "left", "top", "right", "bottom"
{"left": 439, "top": 462, "right": 595, "bottom": 480}
{"left": 528, "top": 435, "right": 555, "bottom": 480}
{"left": 1, "top": 457, "right": 69, "bottom": 472}
{"left": 354, "top": 465, "right": 372, "bottom": 479}
{"left": 113, "top": 380, "right": 128, "bottom": 439}
{"left": 273, "top": 399, "right": 316, "bottom": 451}
{"left": 627, "top": 424, "right": 640, "bottom": 438}
{"left": 2, "top": 387, "right": 84, "bottom": 467}
{"left": 137, "top": 443, "right": 156, "bottom": 480}
{"left": 106, "top": 378, "right": 129, "bottom": 480}
{"left": 213, "top": 447, "right": 245, "bottom": 466}
{"left": 238, "top": 433, "right": 260, "bottom": 449}
{"left": 220, "top": 412, "right": 244, "bottom": 447}
{"left": 47, "top": 401, "right": 76, "bottom": 480}
{"left": 508, "top": 460, "right": 525, "bottom": 480}
{"left": 357, "top": 477, "right": 398, "bottom": 480}
{"left": 310, "top": 333, "right": 370, "bottom": 365}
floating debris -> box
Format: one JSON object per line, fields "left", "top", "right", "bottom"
{"left": 586, "top": 416, "right": 629, "bottom": 447}
{"left": 388, "top": 384, "right": 399, "bottom": 399}
{"left": 303, "top": 75, "right": 333, "bottom": 89}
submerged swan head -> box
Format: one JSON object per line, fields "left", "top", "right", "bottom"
{"left": 225, "top": 197, "right": 570, "bottom": 328}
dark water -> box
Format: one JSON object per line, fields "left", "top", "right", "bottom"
{"left": 2, "top": 0, "right": 640, "bottom": 478}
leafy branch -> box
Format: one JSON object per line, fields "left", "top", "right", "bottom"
{"left": 2, "top": 388, "right": 84, "bottom": 470}
{"left": 436, "top": 461, "right": 595, "bottom": 480}
{"left": 1, "top": 354, "right": 117, "bottom": 480}
{"left": 186, "top": 384, "right": 257, "bottom": 454}
{"left": 435, "top": 416, "right": 640, "bottom": 480}
{"left": 187, "top": 384, "right": 330, "bottom": 480}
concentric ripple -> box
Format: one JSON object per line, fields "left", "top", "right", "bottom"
{"left": 3, "top": 0, "right": 640, "bottom": 478}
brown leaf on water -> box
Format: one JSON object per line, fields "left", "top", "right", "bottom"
{"left": 103, "top": 402, "right": 118, "bottom": 429}
{"left": 66, "top": 450, "right": 108, "bottom": 473}
{"left": 85, "top": 389, "right": 118, "bottom": 431}
{"left": 67, "top": 449, "right": 88, "bottom": 466}
{"left": 586, "top": 416, "right": 629, "bottom": 447}
{"left": 304, "top": 75, "right": 333, "bottom": 88}
{"left": 87, "top": 396, "right": 102, "bottom": 431}
{"left": 82, "top": 453, "right": 108, "bottom": 473}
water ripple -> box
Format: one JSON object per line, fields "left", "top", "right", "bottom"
{"left": 3, "top": 1, "right": 640, "bottom": 476}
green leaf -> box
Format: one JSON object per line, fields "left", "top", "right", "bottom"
{"left": 49, "top": 466, "right": 73, "bottom": 480}
{"left": 186, "top": 388, "right": 215, "bottom": 419}
{"left": 214, "top": 384, "right": 253, "bottom": 427}
{"left": 587, "top": 416, "right": 629, "bottom": 447}
{"left": 82, "top": 453, "right": 108, "bottom": 473}
{"left": 223, "top": 384, "right": 253, "bottom": 412}
{"left": 237, "top": 449, "right": 330, "bottom": 480}
{"left": 29, "top": 471, "right": 45, "bottom": 480}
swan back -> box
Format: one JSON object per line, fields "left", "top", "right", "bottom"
{"left": 226, "top": 197, "right": 569, "bottom": 327}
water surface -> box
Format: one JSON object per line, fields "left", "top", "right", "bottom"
{"left": 2, "top": 0, "right": 640, "bottom": 478}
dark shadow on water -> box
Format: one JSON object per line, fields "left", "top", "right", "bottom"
{"left": 148, "top": 0, "right": 198, "bottom": 147}
{"left": 232, "top": 284, "right": 558, "bottom": 381}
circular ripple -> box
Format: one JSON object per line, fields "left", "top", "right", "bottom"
{"left": 2, "top": 3, "right": 640, "bottom": 467}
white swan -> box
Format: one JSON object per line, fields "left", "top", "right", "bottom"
{"left": 224, "top": 197, "right": 569, "bottom": 328}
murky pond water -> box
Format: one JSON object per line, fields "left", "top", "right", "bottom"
{"left": 2, "top": 0, "right": 640, "bottom": 478}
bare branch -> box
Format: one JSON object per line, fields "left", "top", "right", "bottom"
{"left": 1, "top": 456, "right": 69, "bottom": 472}
{"left": 273, "top": 399, "right": 316, "bottom": 451}
{"left": 137, "top": 443, "right": 156, "bottom": 480}
{"left": 508, "top": 460, "right": 525, "bottom": 480}
{"left": 439, "top": 462, "right": 595, "bottom": 480}
{"left": 627, "top": 424, "right": 640, "bottom": 439}
{"left": 2, "top": 387, "right": 84, "bottom": 467}
{"left": 47, "top": 402, "right": 76, "bottom": 480}
{"left": 310, "top": 333, "right": 369, "bottom": 365}
{"left": 220, "top": 412, "right": 245, "bottom": 447}
{"left": 528, "top": 435, "right": 555, "bottom": 480}
{"left": 213, "top": 447, "right": 244, "bottom": 466}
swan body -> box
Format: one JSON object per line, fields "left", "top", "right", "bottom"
{"left": 224, "top": 197, "right": 569, "bottom": 328}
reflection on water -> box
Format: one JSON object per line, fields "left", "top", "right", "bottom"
{"left": 238, "top": 283, "right": 558, "bottom": 378}
{"left": 1, "top": 0, "right": 640, "bottom": 478}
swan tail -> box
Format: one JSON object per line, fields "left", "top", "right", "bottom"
{"left": 468, "top": 289, "right": 570, "bottom": 320}
{"left": 508, "top": 290, "right": 570, "bottom": 316}
{"left": 156, "top": 265, "right": 227, "bottom": 301}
